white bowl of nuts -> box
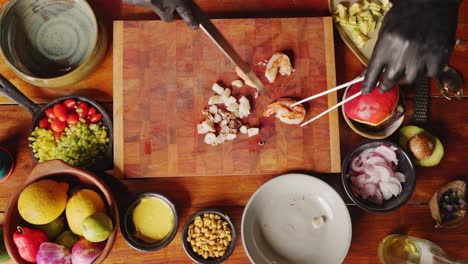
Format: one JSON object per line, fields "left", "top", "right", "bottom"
{"left": 182, "top": 210, "right": 237, "bottom": 263}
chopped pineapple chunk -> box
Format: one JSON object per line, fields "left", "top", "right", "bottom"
{"left": 349, "top": 2, "right": 361, "bottom": 15}
{"left": 333, "top": 0, "right": 391, "bottom": 48}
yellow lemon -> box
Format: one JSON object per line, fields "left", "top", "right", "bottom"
{"left": 18, "top": 179, "right": 69, "bottom": 225}
{"left": 66, "top": 189, "right": 106, "bottom": 235}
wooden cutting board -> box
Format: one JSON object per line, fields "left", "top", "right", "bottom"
{"left": 113, "top": 17, "right": 340, "bottom": 178}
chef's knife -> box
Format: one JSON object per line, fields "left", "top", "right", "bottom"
{"left": 191, "top": 3, "right": 267, "bottom": 96}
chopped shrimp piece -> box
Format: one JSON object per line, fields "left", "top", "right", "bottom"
{"left": 263, "top": 98, "right": 306, "bottom": 125}
{"left": 265, "top": 53, "right": 293, "bottom": 83}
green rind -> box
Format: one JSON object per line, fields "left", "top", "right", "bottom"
{"left": 417, "top": 137, "right": 444, "bottom": 167}
{"left": 399, "top": 126, "right": 425, "bottom": 147}
{"left": 399, "top": 125, "right": 444, "bottom": 167}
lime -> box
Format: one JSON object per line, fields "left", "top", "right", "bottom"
{"left": 82, "top": 212, "right": 113, "bottom": 242}
{"left": 55, "top": 230, "right": 79, "bottom": 250}
{"left": 35, "top": 216, "right": 66, "bottom": 240}
{"left": 18, "top": 179, "right": 69, "bottom": 225}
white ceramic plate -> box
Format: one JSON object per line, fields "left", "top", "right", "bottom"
{"left": 242, "top": 174, "right": 352, "bottom": 264}
{"left": 328, "top": 0, "right": 391, "bottom": 66}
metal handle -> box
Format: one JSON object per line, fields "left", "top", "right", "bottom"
{"left": 0, "top": 75, "right": 41, "bottom": 116}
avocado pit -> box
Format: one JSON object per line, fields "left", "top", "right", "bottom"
{"left": 399, "top": 125, "right": 444, "bottom": 167}
{"left": 408, "top": 133, "right": 435, "bottom": 160}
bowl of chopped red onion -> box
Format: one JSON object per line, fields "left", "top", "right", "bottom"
{"left": 342, "top": 140, "right": 416, "bottom": 213}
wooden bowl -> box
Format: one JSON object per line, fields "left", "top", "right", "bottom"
{"left": 3, "top": 160, "right": 118, "bottom": 264}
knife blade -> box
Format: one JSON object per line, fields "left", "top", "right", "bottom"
{"left": 192, "top": 3, "right": 267, "bottom": 96}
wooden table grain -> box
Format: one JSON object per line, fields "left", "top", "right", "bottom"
{"left": 0, "top": 0, "right": 466, "bottom": 263}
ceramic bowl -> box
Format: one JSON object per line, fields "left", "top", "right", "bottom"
{"left": 3, "top": 160, "right": 118, "bottom": 264}
{"left": 342, "top": 81, "right": 405, "bottom": 139}
{"left": 242, "top": 174, "right": 352, "bottom": 264}
{"left": 182, "top": 209, "right": 237, "bottom": 263}
{"left": 0, "top": 0, "right": 107, "bottom": 88}
{"left": 341, "top": 140, "right": 416, "bottom": 213}
{"left": 120, "top": 192, "right": 178, "bottom": 251}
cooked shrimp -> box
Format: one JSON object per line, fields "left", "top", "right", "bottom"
{"left": 265, "top": 53, "right": 293, "bottom": 83}
{"left": 263, "top": 98, "right": 306, "bottom": 125}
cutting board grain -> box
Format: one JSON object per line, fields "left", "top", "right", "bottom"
{"left": 114, "top": 17, "right": 340, "bottom": 178}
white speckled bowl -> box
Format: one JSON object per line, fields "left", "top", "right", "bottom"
{"left": 242, "top": 174, "right": 352, "bottom": 264}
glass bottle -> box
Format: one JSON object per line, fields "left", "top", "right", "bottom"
{"left": 378, "top": 234, "right": 468, "bottom": 264}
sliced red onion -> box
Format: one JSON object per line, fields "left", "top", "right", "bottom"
{"left": 366, "top": 156, "right": 387, "bottom": 166}
{"left": 379, "top": 182, "right": 394, "bottom": 200}
{"left": 348, "top": 144, "right": 407, "bottom": 205}
{"left": 393, "top": 172, "right": 406, "bottom": 182}
{"left": 362, "top": 183, "right": 378, "bottom": 199}
{"left": 368, "top": 190, "right": 383, "bottom": 205}
{"left": 351, "top": 174, "right": 368, "bottom": 189}
{"left": 374, "top": 145, "right": 398, "bottom": 165}
{"left": 350, "top": 155, "right": 365, "bottom": 172}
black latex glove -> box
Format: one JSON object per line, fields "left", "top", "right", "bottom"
{"left": 361, "top": 0, "right": 461, "bottom": 94}
{"left": 124, "top": 0, "right": 199, "bottom": 29}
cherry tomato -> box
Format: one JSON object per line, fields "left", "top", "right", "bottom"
{"left": 63, "top": 99, "right": 76, "bottom": 110}
{"left": 87, "top": 107, "right": 97, "bottom": 117}
{"left": 77, "top": 102, "right": 89, "bottom": 118}
{"left": 54, "top": 132, "right": 62, "bottom": 141}
{"left": 89, "top": 113, "right": 102, "bottom": 123}
{"left": 51, "top": 120, "right": 66, "bottom": 133}
{"left": 66, "top": 113, "right": 79, "bottom": 126}
{"left": 53, "top": 104, "right": 68, "bottom": 122}
{"left": 38, "top": 117, "right": 49, "bottom": 129}
{"left": 45, "top": 108, "right": 55, "bottom": 119}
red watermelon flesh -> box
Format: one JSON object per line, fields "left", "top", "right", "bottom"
{"left": 344, "top": 82, "right": 399, "bottom": 126}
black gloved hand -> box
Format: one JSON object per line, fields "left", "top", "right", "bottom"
{"left": 124, "top": 0, "right": 199, "bottom": 29}
{"left": 361, "top": 0, "right": 460, "bottom": 94}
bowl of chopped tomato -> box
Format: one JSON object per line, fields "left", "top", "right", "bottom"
{"left": 0, "top": 75, "right": 112, "bottom": 171}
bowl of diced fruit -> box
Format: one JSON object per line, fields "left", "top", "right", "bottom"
{"left": 0, "top": 75, "right": 112, "bottom": 171}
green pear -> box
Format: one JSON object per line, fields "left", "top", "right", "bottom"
{"left": 81, "top": 213, "right": 113, "bottom": 242}
{"left": 34, "top": 216, "right": 65, "bottom": 240}
{"left": 55, "top": 230, "right": 79, "bottom": 250}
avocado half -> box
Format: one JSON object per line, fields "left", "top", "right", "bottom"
{"left": 399, "top": 125, "right": 444, "bottom": 167}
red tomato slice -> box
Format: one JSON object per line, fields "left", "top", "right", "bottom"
{"left": 53, "top": 104, "right": 68, "bottom": 122}
{"left": 45, "top": 108, "right": 55, "bottom": 119}
{"left": 77, "top": 102, "right": 89, "bottom": 118}
{"left": 63, "top": 99, "right": 76, "bottom": 109}
{"left": 87, "top": 107, "right": 97, "bottom": 117}
{"left": 54, "top": 132, "right": 62, "bottom": 141}
{"left": 66, "top": 113, "right": 79, "bottom": 126}
{"left": 38, "top": 117, "right": 49, "bottom": 129}
{"left": 89, "top": 113, "right": 103, "bottom": 123}
{"left": 51, "top": 120, "right": 66, "bottom": 133}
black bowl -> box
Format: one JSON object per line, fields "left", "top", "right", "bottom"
{"left": 120, "top": 192, "right": 178, "bottom": 251}
{"left": 182, "top": 209, "right": 237, "bottom": 264}
{"left": 341, "top": 140, "right": 416, "bottom": 213}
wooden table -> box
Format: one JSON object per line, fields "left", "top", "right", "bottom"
{"left": 0, "top": 0, "right": 467, "bottom": 263}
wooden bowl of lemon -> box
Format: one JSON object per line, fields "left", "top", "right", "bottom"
{"left": 3, "top": 160, "right": 118, "bottom": 264}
